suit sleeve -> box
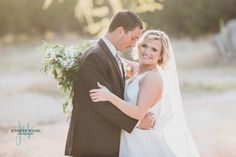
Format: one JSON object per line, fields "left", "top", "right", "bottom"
{"left": 80, "top": 53, "right": 138, "bottom": 133}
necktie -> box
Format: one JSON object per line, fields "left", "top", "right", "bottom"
{"left": 115, "top": 52, "right": 124, "bottom": 77}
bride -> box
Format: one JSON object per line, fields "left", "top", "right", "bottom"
{"left": 90, "top": 30, "right": 200, "bottom": 157}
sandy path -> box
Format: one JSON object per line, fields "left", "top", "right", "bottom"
{"left": 1, "top": 90, "right": 236, "bottom": 157}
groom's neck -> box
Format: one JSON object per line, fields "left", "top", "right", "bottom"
{"left": 105, "top": 33, "right": 118, "bottom": 49}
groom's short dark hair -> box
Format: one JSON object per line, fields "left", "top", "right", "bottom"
{"left": 108, "top": 10, "right": 143, "bottom": 33}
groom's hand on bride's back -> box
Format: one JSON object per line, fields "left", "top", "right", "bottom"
{"left": 137, "top": 112, "right": 155, "bottom": 130}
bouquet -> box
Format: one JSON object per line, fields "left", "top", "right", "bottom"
{"left": 39, "top": 40, "right": 94, "bottom": 117}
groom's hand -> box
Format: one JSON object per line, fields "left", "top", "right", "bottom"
{"left": 137, "top": 112, "right": 155, "bottom": 130}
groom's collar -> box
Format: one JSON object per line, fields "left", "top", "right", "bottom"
{"left": 101, "top": 36, "right": 118, "bottom": 57}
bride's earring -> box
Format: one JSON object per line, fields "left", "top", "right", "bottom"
{"left": 157, "top": 57, "right": 162, "bottom": 64}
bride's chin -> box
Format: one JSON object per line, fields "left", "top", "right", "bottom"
{"left": 140, "top": 63, "right": 152, "bottom": 67}
{"left": 140, "top": 60, "right": 151, "bottom": 65}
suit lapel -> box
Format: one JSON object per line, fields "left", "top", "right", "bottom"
{"left": 120, "top": 62, "right": 126, "bottom": 87}
{"left": 98, "top": 39, "right": 125, "bottom": 90}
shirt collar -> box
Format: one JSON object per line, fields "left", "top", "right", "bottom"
{"left": 101, "top": 36, "right": 118, "bottom": 57}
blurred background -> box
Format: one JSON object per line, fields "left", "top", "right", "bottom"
{"left": 0, "top": 0, "right": 236, "bottom": 157}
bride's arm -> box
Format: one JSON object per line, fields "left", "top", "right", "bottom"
{"left": 90, "top": 72, "right": 163, "bottom": 120}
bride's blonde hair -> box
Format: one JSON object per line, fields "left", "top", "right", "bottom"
{"left": 133, "top": 30, "right": 171, "bottom": 68}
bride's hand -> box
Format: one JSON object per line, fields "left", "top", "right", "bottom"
{"left": 89, "top": 82, "right": 112, "bottom": 102}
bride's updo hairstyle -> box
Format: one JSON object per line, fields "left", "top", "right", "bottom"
{"left": 133, "top": 30, "right": 171, "bottom": 68}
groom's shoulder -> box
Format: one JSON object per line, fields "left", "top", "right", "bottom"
{"left": 89, "top": 42, "right": 104, "bottom": 55}
{"left": 80, "top": 42, "right": 105, "bottom": 65}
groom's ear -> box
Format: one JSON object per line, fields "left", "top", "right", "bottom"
{"left": 115, "top": 26, "right": 125, "bottom": 35}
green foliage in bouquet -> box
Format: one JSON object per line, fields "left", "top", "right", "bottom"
{"left": 39, "top": 40, "right": 93, "bottom": 115}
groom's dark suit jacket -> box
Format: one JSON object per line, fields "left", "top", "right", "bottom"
{"left": 65, "top": 39, "right": 138, "bottom": 157}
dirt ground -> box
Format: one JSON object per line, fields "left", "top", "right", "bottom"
{"left": 0, "top": 37, "right": 236, "bottom": 157}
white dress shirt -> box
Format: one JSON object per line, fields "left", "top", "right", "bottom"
{"left": 101, "top": 36, "right": 123, "bottom": 77}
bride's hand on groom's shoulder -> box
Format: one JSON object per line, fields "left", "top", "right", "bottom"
{"left": 89, "top": 82, "right": 112, "bottom": 102}
{"left": 137, "top": 112, "right": 155, "bottom": 130}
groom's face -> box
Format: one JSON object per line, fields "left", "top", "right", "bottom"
{"left": 117, "top": 27, "right": 142, "bottom": 52}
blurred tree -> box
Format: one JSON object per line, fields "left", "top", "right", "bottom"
{"left": 43, "top": 0, "right": 163, "bottom": 36}
{"left": 144, "top": 0, "right": 236, "bottom": 37}
{"left": 1, "top": 0, "right": 236, "bottom": 38}
{"left": 0, "top": 0, "right": 80, "bottom": 37}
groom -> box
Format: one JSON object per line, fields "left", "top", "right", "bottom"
{"left": 65, "top": 11, "right": 154, "bottom": 157}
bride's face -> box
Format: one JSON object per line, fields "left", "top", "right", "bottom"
{"left": 138, "top": 39, "right": 162, "bottom": 66}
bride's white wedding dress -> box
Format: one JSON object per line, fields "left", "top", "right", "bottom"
{"left": 119, "top": 72, "right": 176, "bottom": 157}
{"left": 118, "top": 35, "right": 200, "bottom": 157}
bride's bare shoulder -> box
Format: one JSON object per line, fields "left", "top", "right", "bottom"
{"left": 140, "top": 70, "right": 163, "bottom": 87}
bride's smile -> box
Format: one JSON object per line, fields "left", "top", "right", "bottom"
{"left": 139, "top": 40, "right": 162, "bottom": 66}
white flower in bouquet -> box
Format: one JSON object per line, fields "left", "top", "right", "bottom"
{"left": 65, "top": 45, "right": 76, "bottom": 58}
{"left": 46, "top": 48, "right": 55, "bottom": 59}
{"left": 39, "top": 40, "right": 93, "bottom": 117}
